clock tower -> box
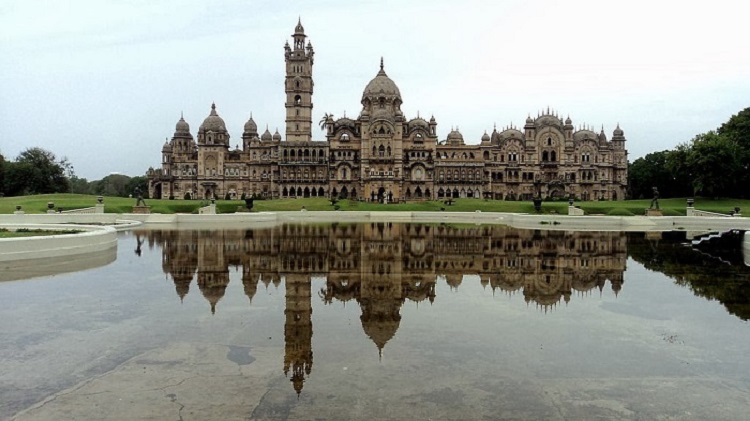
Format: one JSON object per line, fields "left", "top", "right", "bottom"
{"left": 284, "top": 19, "right": 314, "bottom": 141}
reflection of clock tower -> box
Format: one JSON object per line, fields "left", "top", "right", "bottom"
{"left": 196, "top": 233, "right": 230, "bottom": 314}
{"left": 283, "top": 274, "right": 313, "bottom": 394}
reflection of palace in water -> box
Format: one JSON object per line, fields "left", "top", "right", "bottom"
{"left": 140, "top": 224, "right": 626, "bottom": 393}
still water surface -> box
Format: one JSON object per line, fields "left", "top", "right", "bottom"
{"left": 1, "top": 223, "right": 749, "bottom": 420}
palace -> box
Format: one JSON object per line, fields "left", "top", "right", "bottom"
{"left": 147, "top": 20, "right": 628, "bottom": 202}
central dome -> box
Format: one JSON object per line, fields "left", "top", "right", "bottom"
{"left": 199, "top": 103, "right": 227, "bottom": 133}
{"left": 362, "top": 58, "right": 401, "bottom": 103}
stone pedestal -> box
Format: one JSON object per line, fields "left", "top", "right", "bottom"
{"left": 132, "top": 206, "right": 151, "bottom": 214}
{"left": 645, "top": 209, "right": 663, "bottom": 216}
{"left": 568, "top": 206, "right": 584, "bottom": 216}
{"left": 95, "top": 204, "right": 105, "bottom": 214}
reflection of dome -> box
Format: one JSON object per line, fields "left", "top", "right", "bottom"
{"left": 362, "top": 59, "right": 401, "bottom": 102}
{"left": 361, "top": 312, "right": 401, "bottom": 353}
{"left": 199, "top": 103, "right": 227, "bottom": 133}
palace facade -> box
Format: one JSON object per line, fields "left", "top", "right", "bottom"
{"left": 147, "top": 20, "right": 628, "bottom": 202}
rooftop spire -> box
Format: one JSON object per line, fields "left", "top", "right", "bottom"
{"left": 378, "top": 57, "right": 386, "bottom": 76}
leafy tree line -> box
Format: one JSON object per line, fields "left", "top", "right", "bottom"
{"left": 0, "top": 147, "right": 148, "bottom": 198}
{"left": 628, "top": 107, "right": 750, "bottom": 199}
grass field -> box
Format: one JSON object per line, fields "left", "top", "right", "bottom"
{"left": 0, "top": 193, "right": 747, "bottom": 216}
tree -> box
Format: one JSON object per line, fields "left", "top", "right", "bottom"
{"left": 91, "top": 174, "right": 131, "bottom": 197}
{"left": 627, "top": 151, "right": 674, "bottom": 199}
{"left": 0, "top": 152, "right": 5, "bottom": 196}
{"left": 125, "top": 175, "right": 149, "bottom": 199}
{"left": 664, "top": 145, "right": 694, "bottom": 198}
{"left": 9, "top": 148, "right": 72, "bottom": 195}
{"left": 318, "top": 113, "right": 332, "bottom": 131}
{"left": 686, "top": 131, "right": 742, "bottom": 198}
{"left": 717, "top": 107, "right": 750, "bottom": 197}
{"left": 69, "top": 175, "right": 91, "bottom": 194}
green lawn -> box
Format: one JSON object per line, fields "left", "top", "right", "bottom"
{"left": 1, "top": 193, "right": 747, "bottom": 216}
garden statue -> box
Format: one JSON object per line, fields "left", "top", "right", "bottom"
{"left": 649, "top": 187, "right": 659, "bottom": 210}
{"left": 134, "top": 186, "right": 147, "bottom": 207}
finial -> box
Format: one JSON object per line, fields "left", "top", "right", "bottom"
{"left": 417, "top": 110, "right": 420, "bottom": 118}
{"left": 380, "top": 56, "right": 384, "bottom": 71}
{"left": 298, "top": 16, "right": 302, "bottom": 26}
{"left": 180, "top": 110, "right": 184, "bottom": 119}
{"left": 211, "top": 102, "right": 216, "bottom": 110}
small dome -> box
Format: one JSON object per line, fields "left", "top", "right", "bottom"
{"left": 244, "top": 115, "right": 257, "bottom": 134}
{"left": 573, "top": 129, "right": 597, "bottom": 142}
{"left": 175, "top": 115, "right": 190, "bottom": 135}
{"left": 447, "top": 128, "right": 464, "bottom": 144}
{"left": 294, "top": 18, "right": 305, "bottom": 35}
{"left": 260, "top": 128, "right": 273, "bottom": 141}
{"left": 335, "top": 117, "right": 355, "bottom": 129}
{"left": 162, "top": 141, "right": 171, "bottom": 152}
{"left": 362, "top": 58, "right": 401, "bottom": 103}
{"left": 199, "top": 103, "right": 227, "bottom": 133}
{"left": 430, "top": 115, "right": 436, "bottom": 123}
{"left": 613, "top": 124, "right": 624, "bottom": 137}
{"left": 408, "top": 117, "right": 428, "bottom": 129}
{"left": 565, "top": 116, "right": 572, "bottom": 125}
{"left": 272, "top": 129, "right": 282, "bottom": 141}
{"left": 481, "top": 131, "right": 491, "bottom": 142}
{"left": 526, "top": 116, "right": 534, "bottom": 124}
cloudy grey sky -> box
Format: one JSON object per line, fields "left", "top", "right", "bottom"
{"left": 1, "top": 0, "right": 748, "bottom": 180}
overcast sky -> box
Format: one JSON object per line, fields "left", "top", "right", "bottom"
{"left": 1, "top": 0, "right": 748, "bottom": 180}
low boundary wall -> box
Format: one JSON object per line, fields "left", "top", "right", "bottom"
{"left": 2, "top": 211, "right": 749, "bottom": 233}
{"left": 0, "top": 223, "right": 118, "bottom": 263}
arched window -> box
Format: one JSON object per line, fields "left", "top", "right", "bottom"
{"left": 341, "top": 133, "right": 350, "bottom": 141}
{"left": 551, "top": 151, "right": 557, "bottom": 161}
{"left": 542, "top": 151, "right": 549, "bottom": 162}
{"left": 294, "top": 95, "right": 302, "bottom": 105}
